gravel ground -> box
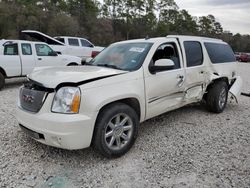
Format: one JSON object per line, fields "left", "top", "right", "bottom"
{"left": 0, "top": 63, "right": 250, "bottom": 188}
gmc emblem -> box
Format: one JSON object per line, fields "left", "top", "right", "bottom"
{"left": 22, "top": 94, "right": 35, "bottom": 103}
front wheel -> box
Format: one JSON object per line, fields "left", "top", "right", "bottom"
{"left": 92, "top": 103, "right": 139, "bottom": 158}
{"left": 0, "top": 73, "right": 5, "bottom": 90}
{"left": 205, "top": 81, "right": 229, "bottom": 113}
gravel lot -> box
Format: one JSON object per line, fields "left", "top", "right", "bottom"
{"left": 0, "top": 63, "right": 250, "bottom": 188}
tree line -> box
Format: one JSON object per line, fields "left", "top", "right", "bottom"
{"left": 0, "top": 0, "right": 249, "bottom": 52}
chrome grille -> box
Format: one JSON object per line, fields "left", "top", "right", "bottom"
{"left": 19, "top": 81, "right": 50, "bottom": 113}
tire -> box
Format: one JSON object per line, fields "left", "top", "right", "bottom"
{"left": 0, "top": 73, "right": 5, "bottom": 90}
{"left": 205, "top": 81, "right": 228, "bottom": 113}
{"left": 67, "top": 63, "right": 78, "bottom": 66}
{"left": 92, "top": 103, "right": 139, "bottom": 158}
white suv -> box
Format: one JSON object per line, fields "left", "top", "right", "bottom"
{"left": 16, "top": 36, "right": 242, "bottom": 158}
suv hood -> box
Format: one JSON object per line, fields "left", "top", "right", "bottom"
{"left": 28, "top": 66, "right": 127, "bottom": 89}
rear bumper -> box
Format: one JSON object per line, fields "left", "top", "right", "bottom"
{"left": 229, "top": 76, "right": 243, "bottom": 103}
{"left": 16, "top": 107, "right": 97, "bottom": 150}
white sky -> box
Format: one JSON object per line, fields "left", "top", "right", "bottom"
{"left": 98, "top": 0, "right": 250, "bottom": 35}
{"left": 175, "top": 0, "right": 250, "bottom": 35}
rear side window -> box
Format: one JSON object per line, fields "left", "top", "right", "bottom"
{"left": 204, "top": 42, "right": 236, "bottom": 63}
{"left": 81, "top": 39, "right": 93, "bottom": 47}
{"left": 21, "top": 43, "right": 32, "bottom": 55}
{"left": 68, "top": 38, "right": 79, "bottom": 46}
{"left": 184, "top": 41, "right": 203, "bottom": 67}
{"left": 55, "top": 38, "right": 65, "bottom": 44}
{"left": 4, "top": 44, "right": 18, "bottom": 55}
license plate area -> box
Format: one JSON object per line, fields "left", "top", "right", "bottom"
{"left": 20, "top": 124, "right": 45, "bottom": 140}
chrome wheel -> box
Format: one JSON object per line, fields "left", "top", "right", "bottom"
{"left": 104, "top": 113, "right": 133, "bottom": 150}
{"left": 219, "top": 87, "right": 227, "bottom": 109}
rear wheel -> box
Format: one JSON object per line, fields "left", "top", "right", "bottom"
{"left": 93, "top": 103, "right": 139, "bottom": 158}
{"left": 205, "top": 81, "right": 228, "bottom": 113}
{"left": 67, "top": 63, "right": 78, "bottom": 66}
{"left": 0, "top": 73, "right": 5, "bottom": 90}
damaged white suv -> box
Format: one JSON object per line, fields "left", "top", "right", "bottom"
{"left": 16, "top": 36, "right": 242, "bottom": 158}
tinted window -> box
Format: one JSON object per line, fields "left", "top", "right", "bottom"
{"left": 55, "top": 38, "right": 65, "bottom": 44}
{"left": 21, "top": 43, "right": 32, "bottom": 55}
{"left": 81, "top": 39, "right": 93, "bottom": 47}
{"left": 35, "top": 44, "right": 53, "bottom": 56}
{"left": 4, "top": 44, "right": 18, "bottom": 55}
{"left": 204, "top": 42, "right": 236, "bottom": 63}
{"left": 68, "top": 38, "right": 79, "bottom": 46}
{"left": 184, "top": 41, "right": 203, "bottom": 67}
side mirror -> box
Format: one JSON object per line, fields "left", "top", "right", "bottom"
{"left": 48, "top": 51, "right": 58, "bottom": 56}
{"left": 149, "top": 59, "right": 175, "bottom": 74}
{"left": 82, "top": 57, "right": 93, "bottom": 65}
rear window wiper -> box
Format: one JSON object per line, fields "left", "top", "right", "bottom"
{"left": 96, "top": 64, "right": 122, "bottom": 70}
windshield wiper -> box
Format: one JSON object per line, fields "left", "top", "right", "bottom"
{"left": 96, "top": 64, "right": 122, "bottom": 70}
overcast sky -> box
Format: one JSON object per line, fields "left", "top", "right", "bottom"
{"left": 175, "top": 0, "right": 250, "bottom": 35}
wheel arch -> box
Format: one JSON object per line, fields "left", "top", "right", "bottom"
{"left": 97, "top": 97, "right": 141, "bottom": 121}
{"left": 67, "top": 62, "right": 79, "bottom": 66}
{"left": 0, "top": 67, "right": 7, "bottom": 77}
{"left": 203, "top": 76, "right": 229, "bottom": 101}
{"left": 205, "top": 77, "right": 229, "bottom": 92}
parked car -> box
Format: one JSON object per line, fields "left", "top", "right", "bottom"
{"left": 0, "top": 40, "right": 82, "bottom": 90}
{"left": 235, "top": 52, "right": 241, "bottom": 61}
{"left": 237, "top": 52, "right": 250, "bottom": 62}
{"left": 21, "top": 30, "right": 104, "bottom": 61}
{"left": 16, "top": 36, "right": 242, "bottom": 158}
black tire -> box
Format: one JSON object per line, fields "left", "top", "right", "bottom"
{"left": 205, "top": 81, "right": 228, "bottom": 113}
{"left": 67, "top": 63, "right": 78, "bottom": 66}
{"left": 92, "top": 103, "right": 139, "bottom": 158}
{"left": 0, "top": 73, "right": 5, "bottom": 90}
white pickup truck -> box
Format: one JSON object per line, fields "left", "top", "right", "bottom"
{"left": 0, "top": 40, "right": 82, "bottom": 89}
{"left": 21, "top": 30, "right": 104, "bottom": 61}
{"left": 17, "top": 35, "right": 242, "bottom": 158}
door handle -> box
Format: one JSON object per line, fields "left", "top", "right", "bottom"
{"left": 177, "top": 75, "right": 185, "bottom": 87}
{"left": 38, "top": 58, "right": 42, "bottom": 60}
{"left": 200, "top": 70, "right": 204, "bottom": 74}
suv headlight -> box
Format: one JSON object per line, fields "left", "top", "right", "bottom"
{"left": 52, "top": 87, "right": 81, "bottom": 114}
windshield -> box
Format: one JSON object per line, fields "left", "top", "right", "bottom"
{"left": 89, "top": 42, "right": 153, "bottom": 71}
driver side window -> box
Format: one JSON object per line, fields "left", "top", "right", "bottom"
{"left": 35, "top": 44, "right": 53, "bottom": 56}
{"left": 152, "top": 43, "right": 180, "bottom": 70}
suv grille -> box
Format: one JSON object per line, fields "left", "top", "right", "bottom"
{"left": 19, "top": 81, "right": 52, "bottom": 113}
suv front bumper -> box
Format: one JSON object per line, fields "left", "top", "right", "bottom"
{"left": 16, "top": 107, "right": 97, "bottom": 150}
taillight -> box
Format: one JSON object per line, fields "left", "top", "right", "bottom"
{"left": 91, "top": 51, "right": 99, "bottom": 58}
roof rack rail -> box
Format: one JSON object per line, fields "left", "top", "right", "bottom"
{"left": 166, "top": 35, "right": 223, "bottom": 42}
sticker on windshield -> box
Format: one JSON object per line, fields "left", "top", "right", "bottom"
{"left": 129, "top": 47, "right": 145, "bottom": 53}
